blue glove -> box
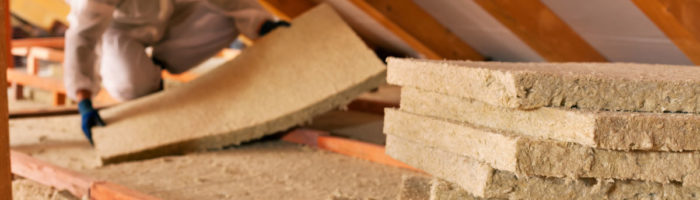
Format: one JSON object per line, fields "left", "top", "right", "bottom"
{"left": 78, "top": 99, "right": 106, "bottom": 145}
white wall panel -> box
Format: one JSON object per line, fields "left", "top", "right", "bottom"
{"left": 542, "top": 0, "right": 692, "bottom": 65}
{"left": 413, "top": 0, "right": 545, "bottom": 62}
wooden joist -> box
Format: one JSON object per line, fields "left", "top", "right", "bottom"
{"left": 161, "top": 71, "right": 198, "bottom": 83}
{"left": 347, "top": 0, "right": 440, "bottom": 59}
{"left": 258, "top": 0, "right": 480, "bottom": 60}
{"left": 257, "top": 0, "right": 317, "bottom": 21}
{"left": 474, "top": 0, "right": 607, "bottom": 62}
{"left": 346, "top": 98, "right": 397, "bottom": 115}
{"left": 9, "top": 46, "right": 66, "bottom": 104}
{"left": 632, "top": 0, "right": 700, "bottom": 64}
{"left": 11, "top": 37, "right": 65, "bottom": 49}
{"left": 1, "top": 0, "right": 12, "bottom": 198}
{"left": 10, "top": 106, "right": 87, "bottom": 119}
{"left": 90, "top": 182, "right": 161, "bottom": 200}
{"left": 362, "top": 0, "right": 483, "bottom": 60}
{"left": 6, "top": 68, "right": 65, "bottom": 93}
{"left": 10, "top": 151, "right": 92, "bottom": 197}
{"left": 282, "top": 129, "right": 421, "bottom": 172}
{"left": 11, "top": 150, "right": 160, "bottom": 199}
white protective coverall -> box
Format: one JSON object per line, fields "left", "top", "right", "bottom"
{"left": 64, "top": 0, "right": 273, "bottom": 101}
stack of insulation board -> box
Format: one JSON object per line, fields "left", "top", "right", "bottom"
{"left": 384, "top": 57, "right": 700, "bottom": 199}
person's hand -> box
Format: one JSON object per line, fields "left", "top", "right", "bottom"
{"left": 78, "top": 99, "right": 106, "bottom": 145}
{"left": 258, "top": 20, "right": 290, "bottom": 36}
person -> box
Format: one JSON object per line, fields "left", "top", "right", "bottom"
{"left": 64, "top": 0, "right": 290, "bottom": 144}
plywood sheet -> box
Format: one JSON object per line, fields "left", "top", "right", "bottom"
{"left": 384, "top": 109, "right": 700, "bottom": 186}
{"left": 92, "top": 4, "right": 386, "bottom": 163}
{"left": 401, "top": 87, "right": 700, "bottom": 151}
{"left": 388, "top": 57, "right": 700, "bottom": 113}
{"left": 386, "top": 135, "right": 700, "bottom": 199}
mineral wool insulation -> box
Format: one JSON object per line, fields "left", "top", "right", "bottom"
{"left": 92, "top": 4, "right": 386, "bottom": 163}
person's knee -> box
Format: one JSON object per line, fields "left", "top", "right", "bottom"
{"left": 103, "top": 78, "right": 161, "bottom": 102}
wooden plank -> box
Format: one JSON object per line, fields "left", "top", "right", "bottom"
{"left": 11, "top": 37, "right": 64, "bottom": 49}
{"left": 0, "top": 0, "right": 12, "bottom": 198}
{"left": 10, "top": 150, "right": 93, "bottom": 197}
{"left": 161, "top": 71, "right": 198, "bottom": 83}
{"left": 257, "top": 0, "right": 317, "bottom": 21}
{"left": 259, "top": 0, "right": 465, "bottom": 60}
{"left": 10, "top": 106, "right": 80, "bottom": 118}
{"left": 10, "top": 150, "right": 160, "bottom": 199}
{"left": 27, "top": 46, "right": 64, "bottom": 62}
{"left": 12, "top": 83, "right": 23, "bottom": 100}
{"left": 474, "top": 0, "right": 607, "bottom": 62}
{"left": 346, "top": 99, "right": 397, "bottom": 115}
{"left": 26, "top": 54, "right": 39, "bottom": 75}
{"left": 9, "top": 103, "right": 115, "bottom": 119}
{"left": 90, "top": 182, "right": 161, "bottom": 200}
{"left": 11, "top": 47, "right": 29, "bottom": 56}
{"left": 632, "top": 0, "right": 700, "bottom": 64}
{"left": 52, "top": 92, "right": 65, "bottom": 106}
{"left": 348, "top": 0, "right": 441, "bottom": 59}
{"left": 282, "top": 129, "right": 422, "bottom": 172}
{"left": 280, "top": 129, "right": 329, "bottom": 147}
{"left": 317, "top": 135, "right": 419, "bottom": 170}
{"left": 363, "top": 0, "right": 483, "bottom": 60}
{"left": 347, "top": 85, "right": 399, "bottom": 115}
{"left": 6, "top": 68, "right": 66, "bottom": 93}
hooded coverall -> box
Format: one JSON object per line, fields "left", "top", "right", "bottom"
{"left": 64, "top": 0, "right": 273, "bottom": 101}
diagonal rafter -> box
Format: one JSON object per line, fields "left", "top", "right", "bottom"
{"left": 475, "top": 0, "right": 607, "bottom": 62}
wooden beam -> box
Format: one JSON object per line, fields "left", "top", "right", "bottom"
{"left": 11, "top": 150, "right": 160, "bottom": 199}
{"left": 346, "top": 99, "right": 397, "bottom": 115}
{"left": 90, "top": 182, "right": 161, "bottom": 200}
{"left": 11, "top": 106, "right": 81, "bottom": 118}
{"left": 632, "top": 0, "right": 700, "bottom": 64}
{"left": 9, "top": 103, "right": 114, "bottom": 119}
{"left": 6, "top": 68, "right": 66, "bottom": 93}
{"left": 26, "top": 53, "right": 40, "bottom": 75}
{"left": 347, "top": 85, "right": 399, "bottom": 115}
{"left": 161, "top": 71, "right": 198, "bottom": 83}
{"left": 51, "top": 92, "right": 66, "bottom": 106}
{"left": 10, "top": 151, "right": 93, "bottom": 197}
{"left": 348, "top": 0, "right": 441, "bottom": 59}
{"left": 11, "top": 37, "right": 64, "bottom": 49}
{"left": 362, "top": 0, "right": 483, "bottom": 60}
{"left": 26, "top": 46, "right": 64, "bottom": 62}
{"left": 258, "top": 0, "right": 470, "bottom": 60}
{"left": 282, "top": 129, "right": 422, "bottom": 172}
{"left": 12, "top": 84, "right": 23, "bottom": 100}
{"left": 0, "top": 0, "right": 12, "bottom": 198}
{"left": 474, "top": 0, "right": 607, "bottom": 62}
{"left": 257, "top": 0, "right": 317, "bottom": 21}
